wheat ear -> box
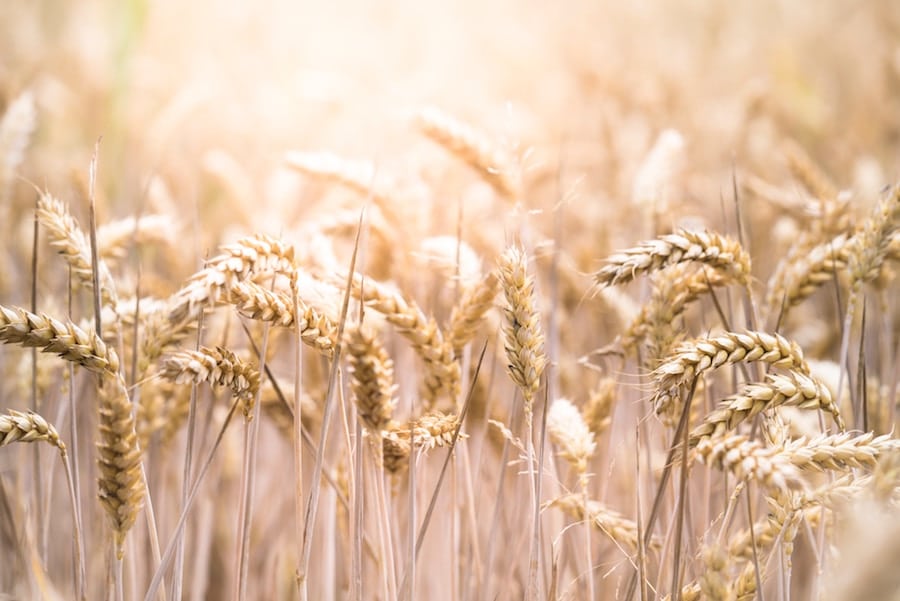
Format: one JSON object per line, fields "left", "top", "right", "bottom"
{"left": 349, "top": 274, "right": 459, "bottom": 404}
{"left": 0, "top": 409, "right": 66, "bottom": 454}
{"left": 447, "top": 269, "right": 499, "bottom": 355}
{"left": 694, "top": 435, "right": 802, "bottom": 490}
{"left": 0, "top": 90, "right": 36, "bottom": 204}
{"left": 168, "top": 233, "right": 296, "bottom": 326}
{"left": 346, "top": 325, "right": 396, "bottom": 433}
{"left": 594, "top": 229, "right": 751, "bottom": 287}
{"left": 0, "top": 304, "right": 120, "bottom": 374}
{"left": 654, "top": 330, "right": 808, "bottom": 415}
{"left": 547, "top": 398, "right": 596, "bottom": 475}
{"left": 498, "top": 246, "right": 546, "bottom": 412}
{"left": 543, "top": 494, "right": 650, "bottom": 551}
{"left": 161, "top": 346, "right": 260, "bottom": 419}
{"left": 37, "top": 191, "right": 118, "bottom": 308}
{"left": 690, "top": 371, "right": 843, "bottom": 444}
{"left": 416, "top": 106, "right": 521, "bottom": 200}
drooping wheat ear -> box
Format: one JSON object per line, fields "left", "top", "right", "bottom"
{"left": 498, "top": 246, "right": 546, "bottom": 413}
{"left": 0, "top": 90, "right": 36, "bottom": 204}
{"left": 547, "top": 398, "right": 596, "bottom": 475}
{"left": 654, "top": 330, "right": 809, "bottom": 415}
{"left": 846, "top": 184, "right": 900, "bottom": 290}
{"left": 161, "top": 346, "right": 260, "bottom": 419}
{"left": 135, "top": 297, "right": 197, "bottom": 379}
{"left": 782, "top": 431, "right": 900, "bottom": 472}
{"left": 582, "top": 377, "right": 617, "bottom": 438}
{"left": 416, "top": 106, "right": 521, "bottom": 200}
{"left": 448, "top": 269, "right": 499, "bottom": 355}
{"left": 622, "top": 264, "right": 731, "bottom": 356}
{"left": 168, "top": 233, "right": 296, "bottom": 327}
{"left": 543, "top": 494, "right": 650, "bottom": 551}
{"left": 346, "top": 325, "right": 396, "bottom": 433}
{"left": 349, "top": 274, "right": 459, "bottom": 404}
{"left": 230, "top": 280, "right": 337, "bottom": 357}
{"left": 0, "top": 304, "right": 120, "bottom": 375}
{"left": 694, "top": 435, "right": 801, "bottom": 490}
{"left": 97, "top": 214, "right": 174, "bottom": 262}
{"left": 37, "top": 191, "right": 119, "bottom": 308}
{"left": 0, "top": 409, "right": 66, "bottom": 455}
{"left": 782, "top": 139, "right": 840, "bottom": 203}
{"left": 97, "top": 377, "right": 145, "bottom": 559}
{"left": 766, "top": 232, "right": 852, "bottom": 312}
{"left": 411, "top": 411, "right": 465, "bottom": 449}
{"left": 689, "top": 371, "right": 843, "bottom": 445}
{"left": 594, "top": 229, "right": 751, "bottom": 288}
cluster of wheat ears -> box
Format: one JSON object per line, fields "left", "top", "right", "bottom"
{"left": 1, "top": 59, "right": 900, "bottom": 600}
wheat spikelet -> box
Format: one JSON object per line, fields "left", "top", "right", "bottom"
{"left": 654, "top": 330, "right": 808, "bottom": 415}
{"left": 230, "top": 280, "right": 337, "bottom": 357}
{"left": 694, "top": 435, "right": 801, "bottom": 490}
{"left": 168, "top": 233, "right": 296, "bottom": 327}
{"left": 498, "top": 246, "right": 545, "bottom": 412}
{"left": 349, "top": 274, "right": 459, "bottom": 404}
{"left": 0, "top": 409, "right": 65, "bottom": 454}
{"left": 346, "top": 325, "right": 396, "bottom": 433}
{"left": 690, "top": 371, "right": 843, "bottom": 444}
{"left": 416, "top": 106, "right": 521, "bottom": 200}
{"left": 97, "top": 378, "right": 145, "bottom": 559}
{"left": 447, "top": 269, "right": 499, "bottom": 355}
{"left": 698, "top": 544, "right": 733, "bottom": 601}
{"left": 543, "top": 494, "right": 649, "bottom": 551}
{"left": 37, "top": 191, "right": 119, "bottom": 308}
{"left": 0, "top": 304, "right": 120, "bottom": 375}
{"left": 0, "top": 90, "right": 36, "bottom": 204}
{"left": 547, "top": 398, "right": 596, "bottom": 474}
{"left": 161, "top": 346, "right": 260, "bottom": 418}
{"left": 594, "top": 229, "right": 751, "bottom": 287}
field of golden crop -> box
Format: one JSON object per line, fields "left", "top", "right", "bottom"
{"left": 1, "top": 1, "right": 899, "bottom": 599}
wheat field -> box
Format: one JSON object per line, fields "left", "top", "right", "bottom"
{"left": 1, "top": 1, "right": 899, "bottom": 599}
